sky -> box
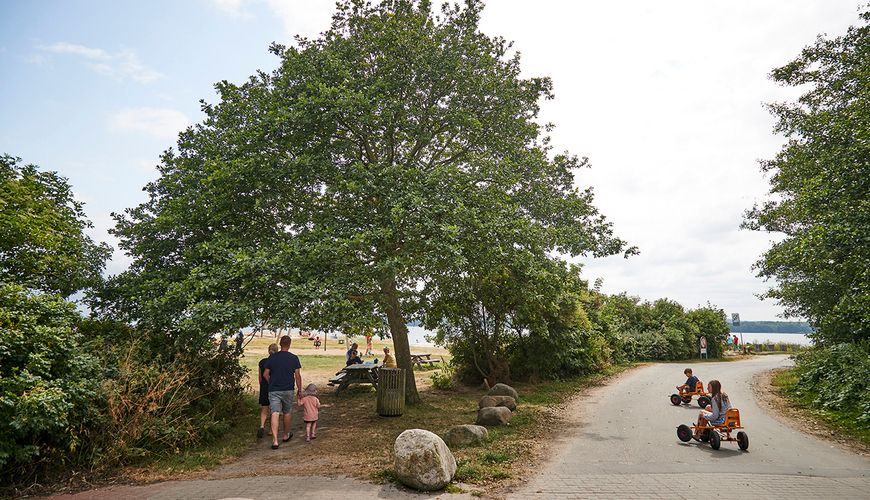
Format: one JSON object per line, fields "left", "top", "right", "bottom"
{"left": 0, "top": 1, "right": 862, "bottom": 321}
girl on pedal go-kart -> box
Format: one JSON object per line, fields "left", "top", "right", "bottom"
{"left": 693, "top": 379, "right": 730, "bottom": 440}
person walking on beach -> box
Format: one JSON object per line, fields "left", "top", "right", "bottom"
{"left": 365, "top": 334, "right": 373, "bottom": 356}
{"left": 263, "top": 335, "right": 302, "bottom": 449}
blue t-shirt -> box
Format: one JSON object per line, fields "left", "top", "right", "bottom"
{"left": 264, "top": 351, "right": 302, "bottom": 392}
{"left": 685, "top": 375, "right": 699, "bottom": 391}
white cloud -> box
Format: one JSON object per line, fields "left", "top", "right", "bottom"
{"left": 39, "top": 42, "right": 164, "bottom": 83}
{"left": 208, "top": 0, "right": 335, "bottom": 41}
{"left": 264, "top": 0, "right": 334, "bottom": 40}
{"left": 211, "top": 0, "right": 249, "bottom": 16}
{"left": 109, "top": 107, "right": 190, "bottom": 139}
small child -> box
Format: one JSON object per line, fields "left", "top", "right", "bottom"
{"left": 298, "top": 383, "right": 321, "bottom": 442}
{"left": 677, "top": 368, "right": 699, "bottom": 395}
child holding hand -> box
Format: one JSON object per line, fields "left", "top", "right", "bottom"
{"left": 298, "top": 383, "right": 322, "bottom": 442}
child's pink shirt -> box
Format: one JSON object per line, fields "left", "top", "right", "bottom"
{"left": 298, "top": 395, "right": 320, "bottom": 421}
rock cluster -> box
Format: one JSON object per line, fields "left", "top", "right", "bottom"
{"left": 475, "top": 383, "right": 519, "bottom": 426}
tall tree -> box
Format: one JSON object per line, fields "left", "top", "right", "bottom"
{"left": 0, "top": 155, "right": 110, "bottom": 296}
{"left": 107, "top": 0, "right": 631, "bottom": 402}
{"left": 744, "top": 9, "right": 870, "bottom": 344}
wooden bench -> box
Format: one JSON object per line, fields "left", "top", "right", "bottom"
{"left": 410, "top": 353, "right": 442, "bottom": 368}
{"left": 330, "top": 364, "right": 382, "bottom": 394}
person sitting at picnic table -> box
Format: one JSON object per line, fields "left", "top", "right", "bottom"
{"left": 346, "top": 349, "right": 363, "bottom": 366}
{"left": 346, "top": 342, "right": 359, "bottom": 362}
{"left": 382, "top": 347, "right": 397, "bottom": 368}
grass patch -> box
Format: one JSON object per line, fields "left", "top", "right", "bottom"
{"left": 132, "top": 394, "right": 259, "bottom": 475}
{"left": 771, "top": 368, "right": 870, "bottom": 448}
{"left": 326, "top": 363, "right": 633, "bottom": 495}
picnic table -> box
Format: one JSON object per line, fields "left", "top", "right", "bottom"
{"left": 328, "top": 363, "right": 382, "bottom": 394}
{"left": 410, "top": 353, "right": 441, "bottom": 367}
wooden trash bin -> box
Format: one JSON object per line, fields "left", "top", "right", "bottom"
{"left": 377, "top": 368, "right": 405, "bottom": 417}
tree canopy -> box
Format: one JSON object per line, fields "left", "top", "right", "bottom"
{"left": 104, "top": 0, "right": 633, "bottom": 401}
{"left": 0, "top": 155, "right": 110, "bottom": 297}
{"left": 744, "top": 8, "right": 870, "bottom": 344}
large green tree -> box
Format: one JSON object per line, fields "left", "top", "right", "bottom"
{"left": 0, "top": 155, "right": 110, "bottom": 296}
{"left": 106, "top": 0, "right": 631, "bottom": 402}
{"left": 744, "top": 9, "right": 870, "bottom": 344}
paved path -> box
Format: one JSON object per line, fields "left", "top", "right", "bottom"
{"left": 47, "top": 356, "right": 869, "bottom": 499}
{"left": 509, "top": 355, "right": 869, "bottom": 499}
{"left": 47, "top": 475, "right": 468, "bottom": 500}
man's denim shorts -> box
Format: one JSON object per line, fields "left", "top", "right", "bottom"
{"left": 269, "top": 390, "right": 295, "bottom": 413}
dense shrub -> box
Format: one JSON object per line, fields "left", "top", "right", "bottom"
{"left": 0, "top": 284, "right": 246, "bottom": 483}
{"left": 789, "top": 342, "right": 870, "bottom": 424}
{"left": 0, "top": 282, "right": 104, "bottom": 477}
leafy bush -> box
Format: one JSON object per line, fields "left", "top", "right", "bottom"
{"left": 0, "top": 282, "right": 104, "bottom": 476}
{"left": 430, "top": 361, "right": 457, "bottom": 390}
{"left": 789, "top": 342, "right": 870, "bottom": 424}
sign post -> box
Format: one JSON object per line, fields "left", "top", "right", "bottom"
{"left": 699, "top": 336, "right": 708, "bottom": 359}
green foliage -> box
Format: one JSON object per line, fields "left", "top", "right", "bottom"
{"left": 788, "top": 342, "right": 870, "bottom": 425}
{"left": 102, "top": 0, "right": 631, "bottom": 403}
{"left": 0, "top": 282, "right": 104, "bottom": 475}
{"left": 0, "top": 155, "right": 111, "bottom": 297}
{"left": 0, "top": 155, "right": 245, "bottom": 485}
{"left": 598, "top": 295, "right": 730, "bottom": 362}
{"left": 430, "top": 361, "right": 457, "bottom": 390}
{"left": 743, "top": 9, "right": 870, "bottom": 344}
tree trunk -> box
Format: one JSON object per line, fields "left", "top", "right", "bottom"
{"left": 380, "top": 275, "right": 421, "bottom": 404}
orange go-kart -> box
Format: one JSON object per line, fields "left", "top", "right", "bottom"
{"left": 677, "top": 408, "right": 749, "bottom": 451}
{"left": 670, "top": 380, "right": 711, "bottom": 408}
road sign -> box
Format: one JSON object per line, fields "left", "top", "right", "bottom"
{"left": 700, "top": 336, "right": 708, "bottom": 358}
{"left": 732, "top": 313, "right": 740, "bottom": 326}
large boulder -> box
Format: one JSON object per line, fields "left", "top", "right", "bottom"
{"left": 443, "top": 425, "right": 488, "bottom": 447}
{"left": 476, "top": 406, "right": 512, "bottom": 426}
{"left": 487, "top": 383, "right": 519, "bottom": 401}
{"left": 394, "top": 429, "right": 457, "bottom": 491}
{"left": 478, "top": 395, "right": 517, "bottom": 411}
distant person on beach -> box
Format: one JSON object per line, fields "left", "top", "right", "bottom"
{"left": 346, "top": 350, "right": 363, "bottom": 366}
{"left": 263, "top": 335, "right": 302, "bottom": 449}
{"left": 346, "top": 342, "right": 359, "bottom": 361}
{"left": 365, "top": 335, "right": 373, "bottom": 356}
{"left": 297, "top": 383, "right": 322, "bottom": 442}
{"left": 257, "top": 343, "right": 280, "bottom": 438}
{"left": 733, "top": 335, "right": 739, "bottom": 350}
{"left": 382, "top": 347, "right": 397, "bottom": 368}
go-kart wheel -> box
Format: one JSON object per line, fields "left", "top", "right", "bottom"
{"left": 700, "top": 429, "right": 710, "bottom": 442}
{"left": 677, "top": 424, "right": 692, "bottom": 442}
{"left": 737, "top": 431, "right": 749, "bottom": 451}
{"left": 698, "top": 396, "right": 711, "bottom": 408}
{"left": 670, "top": 394, "right": 682, "bottom": 406}
{"left": 681, "top": 396, "right": 692, "bottom": 404}
{"left": 709, "top": 431, "right": 721, "bottom": 450}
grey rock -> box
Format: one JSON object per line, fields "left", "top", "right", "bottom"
{"left": 443, "top": 424, "right": 488, "bottom": 447}
{"left": 476, "top": 406, "right": 512, "bottom": 426}
{"left": 393, "top": 429, "right": 457, "bottom": 491}
{"left": 487, "top": 383, "right": 519, "bottom": 401}
{"left": 478, "top": 395, "right": 517, "bottom": 411}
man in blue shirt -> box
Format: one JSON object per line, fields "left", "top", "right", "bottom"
{"left": 264, "top": 335, "right": 303, "bottom": 449}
